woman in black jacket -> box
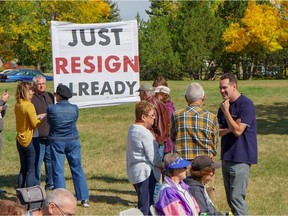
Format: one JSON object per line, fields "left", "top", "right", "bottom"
{"left": 184, "top": 155, "right": 222, "bottom": 216}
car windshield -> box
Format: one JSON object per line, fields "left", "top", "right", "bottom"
{"left": 6, "top": 70, "right": 20, "bottom": 75}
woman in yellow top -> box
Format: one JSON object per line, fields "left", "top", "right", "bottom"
{"left": 15, "top": 82, "right": 45, "bottom": 188}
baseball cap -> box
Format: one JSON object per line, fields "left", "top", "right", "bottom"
{"left": 154, "top": 85, "right": 170, "bottom": 95}
{"left": 56, "top": 84, "right": 72, "bottom": 99}
{"left": 165, "top": 156, "right": 191, "bottom": 170}
{"left": 191, "top": 155, "right": 221, "bottom": 171}
{"left": 136, "top": 83, "right": 154, "bottom": 92}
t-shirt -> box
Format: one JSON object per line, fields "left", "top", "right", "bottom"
{"left": 217, "top": 94, "right": 258, "bottom": 164}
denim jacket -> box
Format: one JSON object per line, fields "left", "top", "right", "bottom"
{"left": 47, "top": 100, "right": 79, "bottom": 140}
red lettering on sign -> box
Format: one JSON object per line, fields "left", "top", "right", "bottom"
{"left": 54, "top": 55, "right": 139, "bottom": 74}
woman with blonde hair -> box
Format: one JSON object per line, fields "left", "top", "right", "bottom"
{"left": 15, "top": 82, "right": 45, "bottom": 188}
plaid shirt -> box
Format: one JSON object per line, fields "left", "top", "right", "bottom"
{"left": 170, "top": 105, "right": 219, "bottom": 160}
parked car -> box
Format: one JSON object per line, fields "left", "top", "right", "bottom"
{"left": 0, "top": 69, "right": 53, "bottom": 82}
{"left": 0, "top": 69, "right": 12, "bottom": 74}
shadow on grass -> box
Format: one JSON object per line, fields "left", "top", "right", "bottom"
{"left": 0, "top": 174, "right": 18, "bottom": 188}
{"left": 91, "top": 188, "right": 136, "bottom": 196}
{"left": 89, "top": 174, "right": 129, "bottom": 184}
{"left": 256, "top": 103, "right": 288, "bottom": 135}
{"left": 89, "top": 194, "right": 137, "bottom": 206}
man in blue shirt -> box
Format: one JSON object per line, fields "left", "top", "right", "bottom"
{"left": 218, "top": 73, "right": 257, "bottom": 216}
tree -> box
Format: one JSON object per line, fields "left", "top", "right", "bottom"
{"left": 0, "top": 1, "right": 111, "bottom": 70}
{"left": 105, "top": 0, "right": 121, "bottom": 22}
{"left": 175, "top": 1, "right": 224, "bottom": 79}
{"left": 223, "top": 1, "right": 288, "bottom": 79}
{"left": 139, "top": 16, "right": 182, "bottom": 80}
{"left": 223, "top": 1, "right": 285, "bottom": 52}
{"left": 145, "top": 0, "right": 178, "bottom": 17}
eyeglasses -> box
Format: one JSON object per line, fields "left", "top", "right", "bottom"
{"left": 147, "top": 114, "right": 155, "bottom": 118}
{"left": 36, "top": 83, "right": 46, "bottom": 86}
{"left": 50, "top": 202, "right": 74, "bottom": 216}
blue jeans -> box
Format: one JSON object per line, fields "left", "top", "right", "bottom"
{"left": 17, "top": 140, "right": 36, "bottom": 188}
{"left": 136, "top": 171, "right": 157, "bottom": 215}
{"left": 50, "top": 138, "right": 89, "bottom": 201}
{"left": 34, "top": 138, "right": 53, "bottom": 188}
{"left": 222, "top": 160, "right": 250, "bottom": 216}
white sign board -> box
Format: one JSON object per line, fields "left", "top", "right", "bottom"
{"left": 51, "top": 20, "right": 140, "bottom": 108}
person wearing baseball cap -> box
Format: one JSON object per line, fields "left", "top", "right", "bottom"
{"left": 184, "top": 155, "right": 222, "bottom": 215}
{"left": 47, "top": 84, "right": 89, "bottom": 207}
{"left": 155, "top": 153, "right": 200, "bottom": 216}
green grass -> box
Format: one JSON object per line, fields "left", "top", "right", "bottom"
{"left": 0, "top": 80, "right": 288, "bottom": 215}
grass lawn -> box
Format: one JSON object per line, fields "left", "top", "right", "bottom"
{"left": 0, "top": 79, "right": 288, "bottom": 215}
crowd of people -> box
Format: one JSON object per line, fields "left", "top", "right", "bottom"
{"left": 0, "top": 73, "right": 257, "bottom": 215}
{"left": 126, "top": 73, "right": 258, "bottom": 216}
{"left": 0, "top": 76, "right": 89, "bottom": 211}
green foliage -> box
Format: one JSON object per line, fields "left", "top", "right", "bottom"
{"left": 216, "top": 0, "right": 248, "bottom": 26}
{"left": 139, "top": 16, "right": 182, "bottom": 80}
{"left": 0, "top": 0, "right": 112, "bottom": 70}
{"left": 174, "top": 1, "right": 225, "bottom": 79}
{"left": 105, "top": 0, "right": 121, "bottom": 22}
{"left": 145, "top": 0, "right": 178, "bottom": 17}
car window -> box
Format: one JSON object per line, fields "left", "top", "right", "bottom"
{"left": 8, "top": 70, "right": 20, "bottom": 75}
{"left": 26, "top": 70, "right": 33, "bottom": 76}
{"left": 18, "top": 71, "right": 26, "bottom": 75}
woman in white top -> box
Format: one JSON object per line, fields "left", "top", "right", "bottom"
{"left": 126, "top": 101, "right": 163, "bottom": 215}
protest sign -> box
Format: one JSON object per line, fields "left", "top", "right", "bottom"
{"left": 51, "top": 20, "right": 139, "bottom": 108}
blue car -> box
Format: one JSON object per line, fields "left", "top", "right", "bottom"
{"left": 0, "top": 69, "right": 53, "bottom": 82}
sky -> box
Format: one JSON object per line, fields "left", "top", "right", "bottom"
{"left": 114, "top": 0, "right": 150, "bottom": 21}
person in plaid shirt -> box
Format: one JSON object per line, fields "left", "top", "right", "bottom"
{"left": 170, "top": 82, "right": 219, "bottom": 202}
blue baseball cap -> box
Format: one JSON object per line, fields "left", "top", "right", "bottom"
{"left": 165, "top": 156, "right": 191, "bottom": 170}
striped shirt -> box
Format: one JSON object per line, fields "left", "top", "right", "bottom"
{"left": 170, "top": 105, "right": 219, "bottom": 160}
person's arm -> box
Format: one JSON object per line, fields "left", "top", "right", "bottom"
{"left": 170, "top": 113, "right": 176, "bottom": 142}
{"left": 26, "top": 103, "right": 41, "bottom": 128}
{"left": 142, "top": 130, "right": 163, "bottom": 168}
{"left": 0, "top": 92, "right": 9, "bottom": 118}
{"left": 221, "top": 100, "right": 246, "bottom": 137}
{"left": 211, "top": 115, "right": 219, "bottom": 156}
{"left": 219, "top": 124, "right": 231, "bottom": 137}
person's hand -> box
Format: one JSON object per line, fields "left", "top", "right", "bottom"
{"left": 1, "top": 91, "right": 9, "bottom": 102}
{"left": 0, "top": 105, "right": 7, "bottom": 112}
{"left": 37, "top": 113, "right": 47, "bottom": 120}
{"left": 221, "top": 99, "right": 230, "bottom": 113}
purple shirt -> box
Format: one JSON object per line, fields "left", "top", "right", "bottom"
{"left": 218, "top": 94, "right": 258, "bottom": 164}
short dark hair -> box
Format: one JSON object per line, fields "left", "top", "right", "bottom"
{"left": 220, "top": 73, "right": 238, "bottom": 86}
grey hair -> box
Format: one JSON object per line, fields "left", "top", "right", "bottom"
{"left": 32, "top": 75, "right": 46, "bottom": 83}
{"left": 164, "top": 152, "right": 180, "bottom": 176}
{"left": 42, "top": 188, "right": 76, "bottom": 210}
{"left": 185, "top": 83, "right": 205, "bottom": 103}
